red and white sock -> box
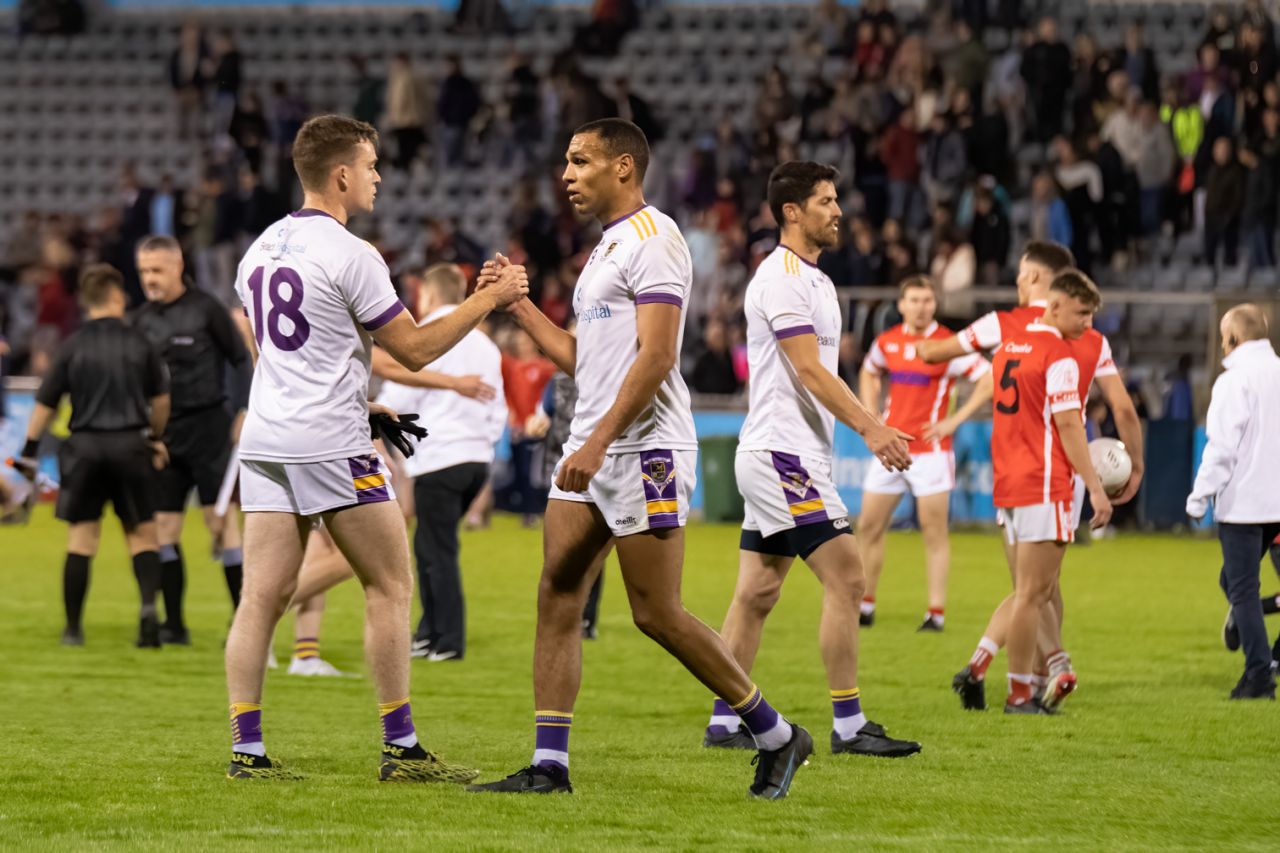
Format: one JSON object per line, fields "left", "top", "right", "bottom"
{"left": 968, "top": 637, "right": 999, "bottom": 680}
{"left": 1046, "top": 649, "right": 1073, "bottom": 678}
{"left": 926, "top": 607, "right": 944, "bottom": 626}
{"left": 1007, "top": 673, "right": 1034, "bottom": 705}
{"left": 860, "top": 597, "right": 876, "bottom": 616}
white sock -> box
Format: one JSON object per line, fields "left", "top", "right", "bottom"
{"left": 708, "top": 713, "right": 740, "bottom": 731}
{"left": 833, "top": 711, "right": 867, "bottom": 740}
{"left": 532, "top": 748, "right": 568, "bottom": 769}
{"left": 235, "top": 741, "right": 266, "bottom": 757}
{"left": 752, "top": 717, "right": 793, "bottom": 751}
{"left": 389, "top": 732, "right": 418, "bottom": 748}
{"left": 860, "top": 599, "right": 876, "bottom": 615}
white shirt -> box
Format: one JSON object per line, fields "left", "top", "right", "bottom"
{"left": 235, "top": 210, "right": 405, "bottom": 463}
{"left": 567, "top": 205, "right": 697, "bottom": 454}
{"left": 375, "top": 305, "right": 507, "bottom": 477}
{"left": 738, "top": 245, "right": 844, "bottom": 460}
{"left": 1187, "top": 339, "right": 1280, "bottom": 523}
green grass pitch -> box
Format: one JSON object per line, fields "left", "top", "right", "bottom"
{"left": 0, "top": 509, "right": 1275, "bottom": 850}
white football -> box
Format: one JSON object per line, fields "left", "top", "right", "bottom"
{"left": 1088, "top": 438, "right": 1132, "bottom": 495}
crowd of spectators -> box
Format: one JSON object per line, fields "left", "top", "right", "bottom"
{"left": 3, "top": 0, "right": 1279, "bottom": 403}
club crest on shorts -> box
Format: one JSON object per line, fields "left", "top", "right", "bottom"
{"left": 643, "top": 457, "right": 672, "bottom": 490}
{"left": 782, "top": 472, "right": 812, "bottom": 499}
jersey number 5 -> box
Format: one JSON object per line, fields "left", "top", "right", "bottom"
{"left": 996, "top": 359, "right": 1020, "bottom": 414}
{"left": 247, "top": 266, "right": 311, "bottom": 351}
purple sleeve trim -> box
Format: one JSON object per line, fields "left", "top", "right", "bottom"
{"left": 774, "top": 324, "right": 816, "bottom": 340}
{"left": 362, "top": 301, "right": 406, "bottom": 331}
{"left": 635, "top": 292, "right": 684, "bottom": 308}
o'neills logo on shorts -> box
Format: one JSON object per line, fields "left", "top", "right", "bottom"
{"left": 1003, "top": 342, "right": 1034, "bottom": 354}
{"left": 579, "top": 304, "right": 613, "bottom": 323}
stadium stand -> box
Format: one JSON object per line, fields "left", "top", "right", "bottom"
{"left": 0, "top": 0, "right": 1277, "bottom": 400}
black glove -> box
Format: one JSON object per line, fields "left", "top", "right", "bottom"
{"left": 370, "top": 412, "right": 428, "bottom": 458}
{"left": 9, "top": 439, "right": 40, "bottom": 481}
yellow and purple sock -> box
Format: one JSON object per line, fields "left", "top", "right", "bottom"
{"left": 831, "top": 687, "right": 867, "bottom": 740}
{"left": 532, "top": 710, "right": 572, "bottom": 772}
{"left": 731, "top": 686, "right": 792, "bottom": 751}
{"left": 230, "top": 702, "right": 265, "bottom": 756}
{"left": 379, "top": 698, "right": 418, "bottom": 748}
{"left": 706, "top": 698, "right": 740, "bottom": 735}
{"left": 293, "top": 637, "right": 319, "bottom": 660}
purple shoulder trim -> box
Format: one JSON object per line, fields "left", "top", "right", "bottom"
{"left": 362, "top": 302, "right": 406, "bottom": 331}
{"left": 774, "top": 324, "right": 816, "bottom": 340}
{"left": 636, "top": 292, "right": 684, "bottom": 308}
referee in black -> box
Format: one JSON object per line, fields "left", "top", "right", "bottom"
{"left": 132, "top": 235, "right": 251, "bottom": 644}
{"left": 15, "top": 263, "right": 171, "bottom": 647}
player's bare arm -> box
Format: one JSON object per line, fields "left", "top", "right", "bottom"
{"left": 858, "top": 368, "right": 883, "bottom": 421}
{"left": 554, "top": 302, "right": 678, "bottom": 492}
{"left": 371, "top": 347, "right": 496, "bottom": 400}
{"left": 778, "top": 332, "right": 914, "bottom": 471}
{"left": 923, "top": 370, "right": 993, "bottom": 443}
{"left": 375, "top": 263, "right": 528, "bottom": 371}
{"left": 1052, "top": 409, "right": 1113, "bottom": 528}
{"left": 1094, "top": 373, "right": 1146, "bottom": 505}
{"left": 916, "top": 335, "right": 968, "bottom": 364}
{"left": 478, "top": 256, "right": 578, "bottom": 375}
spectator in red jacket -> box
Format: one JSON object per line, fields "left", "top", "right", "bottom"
{"left": 882, "top": 108, "right": 923, "bottom": 227}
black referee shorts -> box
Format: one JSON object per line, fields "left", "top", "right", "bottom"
{"left": 155, "top": 407, "right": 233, "bottom": 512}
{"left": 56, "top": 430, "right": 156, "bottom": 527}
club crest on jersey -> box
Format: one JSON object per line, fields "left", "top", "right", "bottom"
{"left": 782, "top": 472, "right": 812, "bottom": 499}
{"left": 604, "top": 241, "right": 619, "bottom": 258}
{"left": 905, "top": 343, "right": 917, "bottom": 361}
{"left": 885, "top": 343, "right": 900, "bottom": 353}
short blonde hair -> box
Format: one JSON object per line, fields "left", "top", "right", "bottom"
{"left": 420, "top": 263, "right": 467, "bottom": 305}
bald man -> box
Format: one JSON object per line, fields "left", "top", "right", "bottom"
{"left": 133, "top": 235, "right": 253, "bottom": 643}
{"left": 1187, "top": 304, "right": 1280, "bottom": 699}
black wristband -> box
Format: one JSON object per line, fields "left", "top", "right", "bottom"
{"left": 21, "top": 439, "right": 39, "bottom": 459}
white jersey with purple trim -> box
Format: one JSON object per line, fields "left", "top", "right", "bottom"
{"left": 737, "top": 245, "right": 844, "bottom": 460}
{"left": 234, "top": 210, "right": 406, "bottom": 464}
{"left": 566, "top": 205, "right": 697, "bottom": 454}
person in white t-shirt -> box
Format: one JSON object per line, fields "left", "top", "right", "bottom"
{"left": 467, "top": 119, "right": 810, "bottom": 800}
{"left": 375, "top": 263, "right": 507, "bottom": 663}
{"left": 223, "top": 115, "right": 529, "bottom": 783}
{"left": 701, "top": 161, "right": 920, "bottom": 760}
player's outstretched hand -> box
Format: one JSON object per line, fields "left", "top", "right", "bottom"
{"left": 555, "top": 441, "right": 605, "bottom": 493}
{"left": 1088, "top": 486, "right": 1113, "bottom": 529}
{"left": 865, "top": 423, "right": 914, "bottom": 472}
{"left": 452, "top": 374, "right": 497, "bottom": 401}
{"left": 487, "top": 263, "right": 529, "bottom": 309}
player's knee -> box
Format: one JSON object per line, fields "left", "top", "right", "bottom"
{"left": 630, "top": 600, "right": 684, "bottom": 643}
{"left": 734, "top": 578, "right": 783, "bottom": 618}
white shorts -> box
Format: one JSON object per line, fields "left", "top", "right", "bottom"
{"left": 737, "top": 450, "right": 850, "bottom": 538}
{"left": 997, "top": 498, "right": 1075, "bottom": 545}
{"left": 1069, "top": 474, "right": 1086, "bottom": 530}
{"left": 240, "top": 453, "right": 396, "bottom": 516}
{"left": 861, "top": 449, "right": 955, "bottom": 498}
{"left": 548, "top": 448, "right": 696, "bottom": 537}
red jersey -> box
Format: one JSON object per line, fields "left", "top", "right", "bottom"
{"left": 501, "top": 354, "right": 556, "bottom": 429}
{"left": 991, "top": 323, "right": 1083, "bottom": 508}
{"left": 959, "top": 301, "right": 1117, "bottom": 404}
{"left": 865, "top": 323, "right": 990, "bottom": 453}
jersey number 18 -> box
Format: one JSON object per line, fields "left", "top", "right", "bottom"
{"left": 247, "top": 265, "right": 311, "bottom": 351}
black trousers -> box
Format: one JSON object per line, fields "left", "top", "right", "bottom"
{"left": 412, "top": 462, "right": 489, "bottom": 655}
{"left": 1219, "top": 521, "right": 1280, "bottom": 684}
